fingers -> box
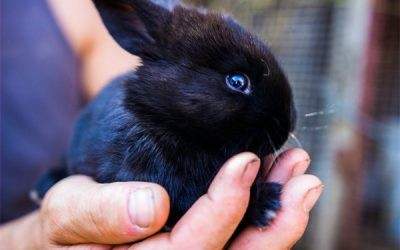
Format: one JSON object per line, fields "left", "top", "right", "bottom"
{"left": 164, "top": 153, "right": 261, "bottom": 250}
{"left": 230, "top": 175, "right": 323, "bottom": 250}
{"left": 40, "top": 176, "right": 170, "bottom": 245}
{"left": 267, "top": 148, "right": 310, "bottom": 183}
{"left": 271, "top": 175, "right": 323, "bottom": 248}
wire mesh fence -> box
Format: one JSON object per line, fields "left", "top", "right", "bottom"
{"left": 184, "top": 0, "right": 399, "bottom": 249}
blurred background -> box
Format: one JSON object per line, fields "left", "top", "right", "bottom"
{"left": 184, "top": 0, "right": 399, "bottom": 249}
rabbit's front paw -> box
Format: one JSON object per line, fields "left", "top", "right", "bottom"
{"left": 246, "top": 182, "right": 282, "bottom": 227}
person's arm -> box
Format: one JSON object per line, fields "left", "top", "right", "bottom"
{"left": 47, "top": 0, "right": 140, "bottom": 99}
{"left": 0, "top": 148, "right": 322, "bottom": 249}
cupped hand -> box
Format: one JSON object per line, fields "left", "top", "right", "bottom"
{"left": 0, "top": 148, "right": 322, "bottom": 250}
{"left": 125, "top": 148, "right": 322, "bottom": 250}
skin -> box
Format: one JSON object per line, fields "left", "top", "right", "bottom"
{"left": 0, "top": 1, "right": 323, "bottom": 249}
{"left": 0, "top": 148, "right": 322, "bottom": 249}
{"left": 46, "top": 0, "right": 140, "bottom": 98}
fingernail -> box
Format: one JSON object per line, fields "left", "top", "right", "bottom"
{"left": 128, "top": 187, "right": 155, "bottom": 228}
{"left": 303, "top": 184, "right": 323, "bottom": 212}
{"left": 292, "top": 158, "right": 311, "bottom": 176}
{"left": 241, "top": 158, "right": 260, "bottom": 186}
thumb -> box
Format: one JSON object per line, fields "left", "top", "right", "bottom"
{"left": 40, "top": 176, "right": 170, "bottom": 245}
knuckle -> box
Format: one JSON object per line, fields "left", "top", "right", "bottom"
{"left": 41, "top": 188, "right": 61, "bottom": 219}
{"left": 39, "top": 182, "right": 76, "bottom": 241}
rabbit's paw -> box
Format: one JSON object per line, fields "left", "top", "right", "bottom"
{"left": 246, "top": 182, "right": 282, "bottom": 228}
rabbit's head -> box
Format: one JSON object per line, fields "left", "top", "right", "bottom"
{"left": 94, "top": 0, "right": 296, "bottom": 154}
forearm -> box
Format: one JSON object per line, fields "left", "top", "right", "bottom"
{"left": 0, "top": 212, "right": 42, "bottom": 250}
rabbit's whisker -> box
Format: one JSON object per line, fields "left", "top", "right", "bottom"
{"left": 299, "top": 126, "right": 328, "bottom": 131}
{"left": 303, "top": 105, "right": 336, "bottom": 118}
{"left": 289, "top": 132, "right": 303, "bottom": 148}
{"left": 266, "top": 132, "right": 279, "bottom": 161}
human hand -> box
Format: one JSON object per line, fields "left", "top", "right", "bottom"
{"left": 0, "top": 148, "right": 321, "bottom": 249}
{"left": 0, "top": 177, "right": 170, "bottom": 249}
{"left": 126, "top": 148, "right": 322, "bottom": 250}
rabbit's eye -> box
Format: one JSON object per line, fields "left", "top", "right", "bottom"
{"left": 226, "top": 73, "right": 251, "bottom": 95}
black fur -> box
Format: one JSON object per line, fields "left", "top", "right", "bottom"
{"left": 33, "top": 164, "right": 68, "bottom": 200}
{"left": 36, "top": 0, "right": 296, "bottom": 228}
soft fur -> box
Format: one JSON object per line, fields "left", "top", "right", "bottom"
{"left": 36, "top": 0, "right": 296, "bottom": 228}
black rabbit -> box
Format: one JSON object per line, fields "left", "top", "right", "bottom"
{"left": 35, "top": 0, "right": 296, "bottom": 228}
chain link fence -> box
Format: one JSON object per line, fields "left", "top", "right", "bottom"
{"left": 185, "top": 0, "right": 399, "bottom": 249}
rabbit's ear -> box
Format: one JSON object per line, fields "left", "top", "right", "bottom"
{"left": 93, "top": 0, "right": 172, "bottom": 55}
